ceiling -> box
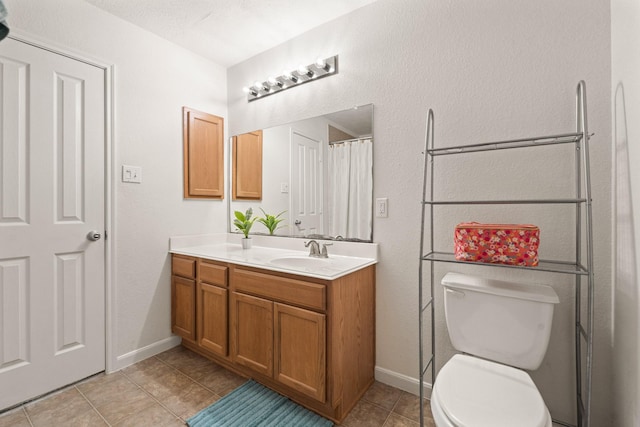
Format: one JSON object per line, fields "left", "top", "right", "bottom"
{"left": 84, "top": 0, "right": 378, "bottom": 67}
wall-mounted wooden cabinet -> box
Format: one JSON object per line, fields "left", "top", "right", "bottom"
{"left": 232, "top": 130, "right": 262, "bottom": 200}
{"left": 182, "top": 107, "right": 224, "bottom": 199}
{"left": 170, "top": 254, "right": 375, "bottom": 423}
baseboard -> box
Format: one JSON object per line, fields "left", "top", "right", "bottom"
{"left": 374, "top": 366, "right": 432, "bottom": 400}
{"left": 110, "top": 335, "right": 182, "bottom": 372}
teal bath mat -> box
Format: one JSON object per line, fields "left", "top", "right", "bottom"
{"left": 187, "top": 380, "right": 333, "bottom": 427}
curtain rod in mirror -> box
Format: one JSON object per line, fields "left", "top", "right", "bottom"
{"left": 242, "top": 55, "right": 338, "bottom": 102}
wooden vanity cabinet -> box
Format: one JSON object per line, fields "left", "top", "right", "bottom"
{"left": 274, "top": 302, "right": 326, "bottom": 402}
{"left": 197, "top": 260, "right": 229, "bottom": 357}
{"left": 171, "top": 255, "right": 197, "bottom": 342}
{"left": 170, "top": 254, "right": 375, "bottom": 423}
{"left": 171, "top": 255, "right": 229, "bottom": 355}
{"left": 230, "top": 266, "right": 327, "bottom": 402}
{"left": 231, "top": 292, "right": 274, "bottom": 376}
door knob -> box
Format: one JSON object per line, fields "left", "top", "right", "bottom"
{"left": 87, "top": 231, "right": 102, "bottom": 241}
{"left": 294, "top": 220, "right": 302, "bottom": 225}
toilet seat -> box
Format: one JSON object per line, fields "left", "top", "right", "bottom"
{"left": 431, "top": 354, "right": 552, "bottom": 427}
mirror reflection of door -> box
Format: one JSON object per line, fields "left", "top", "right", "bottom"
{"left": 232, "top": 130, "right": 263, "bottom": 200}
{"left": 290, "top": 130, "right": 323, "bottom": 236}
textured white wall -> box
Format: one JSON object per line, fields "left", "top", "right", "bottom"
{"left": 4, "top": 0, "right": 228, "bottom": 368}
{"left": 611, "top": 0, "right": 640, "bottom": 425}
{"left": 227, "top": 0, "right": 612, "bottom": 424}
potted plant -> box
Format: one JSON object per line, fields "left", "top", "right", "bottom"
{"left": 257, "top": 208, "right": 286, "bottom": 235}
{"left": 233, "top": 208, "right": 256, "bottom": 249}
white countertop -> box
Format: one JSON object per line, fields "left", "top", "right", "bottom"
{"left": 169, "top": 233, "right": 378, "bottom": 280}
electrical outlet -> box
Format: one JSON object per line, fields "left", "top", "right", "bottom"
{"left": 122, "top": 165, "right": 142, "bottom": 183}
{"left": 376, "top": 198, "right": 388, "bottom": 218}
{"left": 280, "top": 182, "right": 289, "bottom": 193}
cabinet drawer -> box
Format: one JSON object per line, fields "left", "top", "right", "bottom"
{"left": 172, "top": 255, "right": 196, "bottom": 279}
{"left": 199, "top": 260, "right": 228, "bottom": 287}
{"left": 233, "top": 268, "right": 325, "bottom": 312}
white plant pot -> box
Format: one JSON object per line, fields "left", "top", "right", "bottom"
{"left": 241, "top": 237, "right": 252, "bottom": 249}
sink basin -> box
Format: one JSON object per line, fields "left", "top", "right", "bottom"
{"left": 267, "top": 253, "right": 374, "bottom": 277}
{"left": 269, "top": 256, "right": 330, "bottom": 270}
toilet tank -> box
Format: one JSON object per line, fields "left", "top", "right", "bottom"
{"left": 441, "top": 272, "right": 559, "bottom": 370}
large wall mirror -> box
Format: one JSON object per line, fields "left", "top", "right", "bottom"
{"left": 229, "top": 104, "right": 374, "bottom": 242}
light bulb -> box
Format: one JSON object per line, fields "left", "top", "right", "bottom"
{"left": 243, "top": 86, "right": 257, "bottom": 96}
{"left": 283, "top": 70, "right": 298, "bottom": 82}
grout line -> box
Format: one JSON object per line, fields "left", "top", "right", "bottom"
{"left": 386, "top": 392, "right": 424, "bottom": 425}
{"left": 22, "top": 407, "right": 34, "bottom": 427}
{"left": 74, "top": 385, "right": 112, "bottom": 427}
{"left": 153, "top": 352, "right": 228, "bottom": 397}
{"left": 119, "top": 361, "right": 184, "bottom": 423}
{"left": 149, "top": 354, "right": 218, "bottom": 395}
{"left": 380, "top": 411, "right": 394, "bottom": 426}
{"left": 138, "top": 353, "right": 232, "bottom": 423}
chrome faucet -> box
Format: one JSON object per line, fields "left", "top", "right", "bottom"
{"left": 304, "top": 240, "right": 321, "bottom": 257}
{"left": 304, "top": 240, "right": 332, "bottom": 258}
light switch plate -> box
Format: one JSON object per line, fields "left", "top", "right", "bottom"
{"left": 122, "top": 165, "right": 142, "bottom": 183}
{"left": 376, "top": 197, "right": 388, "bottom": 218}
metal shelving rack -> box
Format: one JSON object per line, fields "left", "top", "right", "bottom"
{"left": 418, "top": 81, "right": 594, "bottom": 427}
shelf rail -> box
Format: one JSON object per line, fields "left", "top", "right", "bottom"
{"left": 417, "top": 109, "right": 435, "bottom": 426}
{"left": 426, "top": 132, "right": 583, "bottom": 156}
{"left": 418, "top": 81, "right": 593, "bottom": 427}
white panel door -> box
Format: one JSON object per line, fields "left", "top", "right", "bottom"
{"left": 0, "top": 38, "right": 105, "bottom": 410}
{"left": 290, "top": 130, "right": 323, "bottom": 236}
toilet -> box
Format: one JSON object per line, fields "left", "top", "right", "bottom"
{"left": 431, "top": 272, "right": 559, "bottom": 427}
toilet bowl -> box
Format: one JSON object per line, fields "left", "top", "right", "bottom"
{"left": 431, "top": 273, "right": 559, "bottom": 427}
{"left": 431, "top": 354, "right": 552, "bottom": 427}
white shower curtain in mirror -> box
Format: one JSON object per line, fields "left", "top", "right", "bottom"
{"left": 328, "top": 138, "right": 373, "bottom": 240}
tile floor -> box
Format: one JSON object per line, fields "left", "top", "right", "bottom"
{"left": 0, "top": 346, "right": 435, "bottom": 427}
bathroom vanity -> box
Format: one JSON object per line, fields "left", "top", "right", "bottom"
{"left": 169, "top": 235, "right": 377, "bottom": 423}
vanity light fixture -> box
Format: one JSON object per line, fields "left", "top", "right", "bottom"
{"left": 245, "top": 55, "right": 338, "bottom": 102}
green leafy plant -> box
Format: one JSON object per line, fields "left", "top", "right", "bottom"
{"left": 233, "top": 208, "right": 256, "bottom": 238}
{"left": 257, "top": 208, "right": 286, "bottom": 235}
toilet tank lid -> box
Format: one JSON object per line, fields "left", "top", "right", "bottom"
{"left": 441, "top": 272, "right": 559, "bottom": 304}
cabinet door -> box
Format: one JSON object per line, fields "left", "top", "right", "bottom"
{"left": 182, "top": 107, "right": 224, "bottom": 199}
{"left": 231, "top": 292, "right": 273, "bottom": 376}
{"left": 197, "top": 283, "right": 228, "bottom": 357}
{"left": 171, "top": 276, "right": 196, "bottom": 341}
{"left": 274, "top": 303, "right": 326, "bottom": 402}
{"left": 232, "top": 130, "right": 262, "bottom": 200}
